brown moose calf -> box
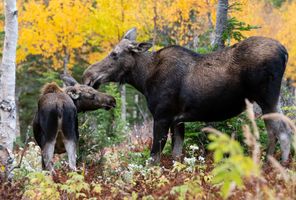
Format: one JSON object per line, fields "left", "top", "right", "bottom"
{"left": 33, "top": 74, "right": 116, "bottom": 172}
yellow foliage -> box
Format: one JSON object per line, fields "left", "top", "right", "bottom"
{"left": 229, "top": 0, "right": 295, "bottom": 80}
{"left": 18, "top": 0, "right": 92, "bottom": 69}
{"left": 276, "top": 1, "right": 296, "bottom": 81}
{"left": 84, "top": 0, "right": 156, "bottom": 62}
{"left": 11, "top": 0, "right": 296, "bottom": 80}
{"left": 157, "top": 0, "right": 215, "bottom": 46}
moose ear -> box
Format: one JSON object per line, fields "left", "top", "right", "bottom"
{"left": 123, "top": 27, "right": 137, "bottom": 41}
{"left": 66, "top": 88, "right": 80, "bottom": 100}
{"left": 60, "top": 74, "right": 79, "bottom": 86}
{"left": 128, "top": 42, "right": 153, "bottom": 53}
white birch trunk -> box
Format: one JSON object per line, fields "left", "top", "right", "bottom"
{"left": 213, "top": 0, "right": 228, "bottom": 49}
{"left": 120, "top": 84, "right": 127, "bottom": 122}
{"left": 0, "top": 0, "right": 18, "bottom": 167}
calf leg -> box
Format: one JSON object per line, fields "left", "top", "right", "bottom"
{"left": 63, "top": 139, "right": 77, "bottom": 170}
{"left": 171, "top": 123, "right": 185, "bottom": 161}
{"left": 42, "top": 140, "right": 56, "bottom": 172}
{"left": 150, "top": 119, "right": 171, "bottom": 164}
{"left": 62, "top": 110, "right": 78, "bottom": 170}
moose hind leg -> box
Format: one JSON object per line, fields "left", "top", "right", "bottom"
{"left": 42, "top": 140, "right": 56, "bottom": 172}
{"left": 254, "top": 69, "right": 291, "bottom": 162}
{"left": 276, "top": 105, "right": 291, "bottom": 162}
{"left": 62, "top": 110, "right": 78, "bottom": 170}
{"left": 171, "top": 123, "right": 184, "bottom": 161}
{"left": 261, "top": 103, "right": 291, "bottom": 162}
{"left": 63, "top": 139, "right": 77, "bottom": 170}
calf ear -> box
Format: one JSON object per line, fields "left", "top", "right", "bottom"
{"left": 60, "top": 74, "right": 79, "bottom": 86}
{"left": 123, "top": 27, "right": 137, "bottom": 41}
{"left": 66, "top": 88, "right": 80, "bottom": 100}
{"left": 128, "top": 42, "right": 152, "bottom": 53}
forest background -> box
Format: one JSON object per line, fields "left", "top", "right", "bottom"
{"left": 0, "top": 0, "right": 294, "bottom": 143}
{"left": 1, "top": 0, "right": 296, "bottom": 199}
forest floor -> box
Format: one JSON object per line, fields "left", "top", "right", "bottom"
{"left": 1, "top": 137, "right": 295, "bottom": 200}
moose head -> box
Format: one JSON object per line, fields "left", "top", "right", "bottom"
{"left": 83, "top": 28, "right": 152, "bottom": 88}
{"left": 61, "top": 74, "right": 116, "bottom": 112}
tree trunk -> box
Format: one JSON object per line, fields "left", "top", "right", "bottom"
{"left": 205, "top": 0, "right": 215, "bottom": 46}
{"left": 63, "top": 46, "right": 69, "bottom": 75}
{"left": 0, "top": 0, "right": 18, "bottom": 179}
{"left": 133, "top": 94, "right": 138, "bottom": 120}
{"left": 206, "top": 0, "right": 228, "bottom": 127}
{"left": 118, "top": 0, "right": 127, "bottom": 124}
{"left": 152, "top": 0, "right": 157, "bottom": 52}
{"left": 213, "top": 0, "right": 228, "bottom": 50}
{"left": 120, "top": 84, "right": 127, "bottom": 122}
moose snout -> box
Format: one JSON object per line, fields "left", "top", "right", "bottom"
{"left": 108, "top": 96, "right": 116, "bottom": 108}
{"left": 101, "top": 96, "right": 116, "bottom": 110}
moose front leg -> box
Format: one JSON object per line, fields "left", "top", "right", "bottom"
{"left": 171, "top": 123, "right": 185, "bottom": 161}
{"left": 150, "top": 119, "right": 171, "bottom": 164}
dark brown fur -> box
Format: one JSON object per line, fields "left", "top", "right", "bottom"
{"left": 41, "top": 82, "right": 63, "bottom": 95}
{"left": 33, "top": 75, "right": 116, "bottom": 171}
{"left": 83, "top": 28, "right": 290, "bottom": 163}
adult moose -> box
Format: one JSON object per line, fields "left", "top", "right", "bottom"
{"left": 83, "top": 28, "right": 290, "bottom": 164}
{"left": 33, "top": 74, "right": 116, "bottom": 172}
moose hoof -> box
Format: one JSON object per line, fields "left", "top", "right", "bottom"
{"left": 48, "top": 168, "right": 56, "bottom": 176}
{"left": 147, "top": 155, "right": 160, "bottom": 166}
{"left": 172, "top": 154, "right": 182, "bottom": 162}
{"left": 280, "top": 157, "right": 291, "bottom": 168}
{"left": 69, "top": 166, "right": 77, "bottom": 171}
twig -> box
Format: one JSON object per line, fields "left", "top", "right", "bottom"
{"left": 202, "top": 127, "right": 223, "bottom": 135}
{"left": 245, "top": 99, "right": 259, "bottom": 139}
{"left": 8, "top": 128, "right": 30, "bottom": 174}
{"left": 262, "top": 113, "right": 296, "bottom": 134}
{"left": 268, "top": 156, "right": 289, "bottom": 182}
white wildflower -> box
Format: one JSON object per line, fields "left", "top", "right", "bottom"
{"left": 189, "top": 145, "right": 199, "bottom": 151}
{"left": 198, "top": 156, "right": 205, "bottom": 162}
{"left": 128, "top": 163, "right": 143, "bottom": 172}
{"left": 184, "top": 157, "right": 196, "bottom": 166}
{"left": 145, "top": 157, "right": 154, "bottom": 166}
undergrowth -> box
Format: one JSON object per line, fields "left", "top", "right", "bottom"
{"left": 1, "top": 101, "right": 296, "bottom": 199}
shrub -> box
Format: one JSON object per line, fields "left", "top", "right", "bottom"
{"left": 78, "top": 83, "right": 127, "bottom": 163}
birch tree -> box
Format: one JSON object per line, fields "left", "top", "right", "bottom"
{"left": 0, "top": 0, "right": 18, "bottom": 178}
{"left": 213, "top": 0, "right": 228, "bottom": 49}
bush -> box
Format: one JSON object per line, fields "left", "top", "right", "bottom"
{"left": 78, "top": 83, "right": 127, "bottom": 163}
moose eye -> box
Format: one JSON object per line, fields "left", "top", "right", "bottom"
{"left": 110, "top": 52, "right": 118, "bottom": 59}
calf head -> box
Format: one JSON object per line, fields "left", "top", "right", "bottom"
{"left": 61, "top": 74, "right": 116, "bottom": 112}
{"left": 83, "top": 28, "right": 152, "bottom": 88}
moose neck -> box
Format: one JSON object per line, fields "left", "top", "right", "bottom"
{"left": 71, "top": 100, "right": 82, "bottom": 113}
{"left": 123, "top": 51, "right": 155, "bottom": 95}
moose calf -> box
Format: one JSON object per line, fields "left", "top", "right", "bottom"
{"left": 33, "top": 75, "right": 116, "bottom": 172}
